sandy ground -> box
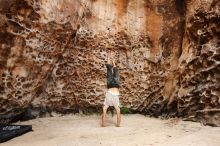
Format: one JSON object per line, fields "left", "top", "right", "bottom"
{"left": 1, "top": 114, "right": 220, "bottom": 146}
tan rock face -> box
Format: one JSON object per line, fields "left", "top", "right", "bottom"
{"left": 0, "top": 0, "right": 219, "bottom": 126}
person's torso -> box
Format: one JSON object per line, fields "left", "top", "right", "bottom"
{"left": 107, "top": 88, "right": 119, "bottom": 95}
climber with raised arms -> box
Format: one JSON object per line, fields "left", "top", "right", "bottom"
{"left": 102, "top": 51, "right": 121, "bottom": 127}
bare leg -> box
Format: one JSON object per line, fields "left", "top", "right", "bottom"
{"left": 114, "top": 106, "right": 121, "bottom": 127}
{"left": 102, "top": 106, "right": 108, "bottom": 127}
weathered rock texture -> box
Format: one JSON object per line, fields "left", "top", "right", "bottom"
{"left": 0, "top": 0, "right": 219, "bottom": 126}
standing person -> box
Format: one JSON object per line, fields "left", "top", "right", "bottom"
{"left": 102, "top": 52, "right": 121, "bottom": 127}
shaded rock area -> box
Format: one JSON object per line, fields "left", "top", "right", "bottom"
{"left": 0, "top": 0, "right": 219, "bottom": 126}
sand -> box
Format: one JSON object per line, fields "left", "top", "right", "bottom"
{"left": 1, "top": 114, "right": 220, "bottom": 146}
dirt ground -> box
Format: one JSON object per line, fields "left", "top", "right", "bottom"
{"left": 1, "top": 114, "right": 220, "bottom": 146}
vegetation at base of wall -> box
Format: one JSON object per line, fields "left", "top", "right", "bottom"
{"left": 120, "top": 107, "right": 132, "bottom": 114}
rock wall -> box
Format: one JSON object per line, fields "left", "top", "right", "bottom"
{"left": 0, "top": 0, "right": 219, "bottom": 126}
{"left": 177, "top": 0, "right": 220, "bottom": 126}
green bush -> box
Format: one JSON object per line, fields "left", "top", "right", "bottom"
{"left": 120, "top": 107, "right": 131, "bottom": 114}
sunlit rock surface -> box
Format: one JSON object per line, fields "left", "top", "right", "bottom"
{"left": 0, "top": 0, "right": 219, "bottom": 126}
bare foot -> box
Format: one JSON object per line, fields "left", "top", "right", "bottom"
{"left": 101, "top": 124, "right": 106, "bottom": 127}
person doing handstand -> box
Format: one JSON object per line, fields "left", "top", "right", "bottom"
{"left": 102, "top": 52, "right": 121, "bottom": 127}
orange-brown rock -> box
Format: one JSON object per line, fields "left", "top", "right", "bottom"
{"left": 0, "top": 0, "right": 219, "bottom": 126}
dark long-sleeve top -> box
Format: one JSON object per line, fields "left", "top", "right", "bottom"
{"left": 106, "top": 64, "right": 120, "bottom": 89}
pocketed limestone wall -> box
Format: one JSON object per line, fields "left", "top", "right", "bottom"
{"left": 0, "top": 0, "right": 219, "bottom": 126}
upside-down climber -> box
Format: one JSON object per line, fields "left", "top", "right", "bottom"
{"left": 102, "top": 51, "right": 121, "bottom": 127}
